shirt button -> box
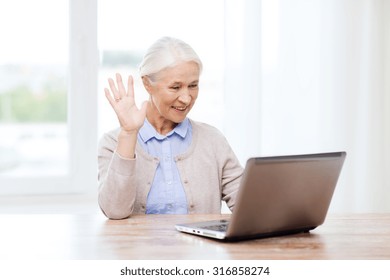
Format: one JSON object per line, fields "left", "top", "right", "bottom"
{"left": 167, "top": 181, "right": 172, "bottom": 185}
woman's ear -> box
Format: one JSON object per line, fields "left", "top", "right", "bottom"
{"left": 142, "top": 76, "right": 153, "bottom": 94}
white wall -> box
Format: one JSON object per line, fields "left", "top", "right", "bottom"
{"left": 225, "top": 0, "right": 390, "bottom": 213}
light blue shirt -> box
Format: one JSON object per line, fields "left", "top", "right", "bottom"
{"left": 138, "top": 118, "right": 192, "bottom": 214}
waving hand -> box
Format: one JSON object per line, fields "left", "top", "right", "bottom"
{"left": 104, "top": 73, "right": 148, "bottom": 134}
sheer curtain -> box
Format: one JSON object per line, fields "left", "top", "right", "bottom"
{"left": 225, "top": 0, "right": 390, "bottom": 213}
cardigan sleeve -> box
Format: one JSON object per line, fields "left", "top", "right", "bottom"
{"left": 97, "top": 130, "right": 137, "bottom": 219}
{"left": 218, "top": 136, "right": 243, "bottom": 211}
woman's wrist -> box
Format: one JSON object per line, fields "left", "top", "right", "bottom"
{"left": 119, "top": 128, "right": 138, "bottom": 138}
{"left": 117, "top": 129, "right": 138, "bottom": 159}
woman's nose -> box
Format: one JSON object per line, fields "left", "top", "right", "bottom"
{"left": 178, "top": 90, "right": 191, "bottom": 104}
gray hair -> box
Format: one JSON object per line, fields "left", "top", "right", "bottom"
{"left": 139, "top": 37, "right": 203, "bottom": 82}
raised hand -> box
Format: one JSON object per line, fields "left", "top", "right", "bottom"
{"left": 104, "top": 73, "right": 148, "bottom": 134}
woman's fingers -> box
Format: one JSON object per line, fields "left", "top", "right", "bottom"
{"left": 107, "top": 73, "right": 135, "bottom": 102}
{"left": 116, "top": 73, "right": 127, "bottom": 98}
{"left": 104, "top": 76, "right": 147, "bottom": 132}
{"left": 108, "top": 77, "right": 121, "bottom": 101}
{"left": 127, "top": 75, "right": 134, "bottom": 98}
{"left": 104, "top": 88, "right": 116, "bottom": 108}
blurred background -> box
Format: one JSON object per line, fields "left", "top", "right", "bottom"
{"left": 0, "top": 0, "right": 389, "bottom": 214}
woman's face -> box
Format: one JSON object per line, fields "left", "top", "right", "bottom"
{"left": 144, "top": 61, "right": 200, "bottom": 126}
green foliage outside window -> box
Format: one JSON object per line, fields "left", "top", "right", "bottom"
{"left": 0, "top": 79, "right": 67, "bottom": 123}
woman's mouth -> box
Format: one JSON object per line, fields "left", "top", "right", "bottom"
{"left": 172, "top": 106, "right": 188, "bottom": 112}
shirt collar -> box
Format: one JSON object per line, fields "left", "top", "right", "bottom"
{"left": 139, "top": 118, "right": 190, "bottom": 143}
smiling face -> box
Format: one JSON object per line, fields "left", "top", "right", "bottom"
{"left": 143, "top": 61, "right": 200, "bottom": 134}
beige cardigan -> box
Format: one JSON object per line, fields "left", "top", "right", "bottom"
{"left": 98, "top": 120, "right": 243, "bottom": 219}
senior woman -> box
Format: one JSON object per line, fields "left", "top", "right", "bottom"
{"left": 98, "top": 37, "right": 243, "bottom": 219}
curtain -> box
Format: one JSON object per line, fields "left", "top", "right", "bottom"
{"left": 225, "top": 0, "right": 390, "bottom": 212}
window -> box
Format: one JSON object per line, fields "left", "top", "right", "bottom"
{"left": 0, "top": 0, "right": 97, "bottom": 194}
{"left": 0, "top": 0, "right": 68, "bottom": 177}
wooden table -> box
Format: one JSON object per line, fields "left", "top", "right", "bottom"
{"left": 1, "top": 214, "right": 389, "bottom": 260}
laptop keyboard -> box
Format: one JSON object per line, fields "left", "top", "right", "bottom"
{"left": 203, "top": 222, "right": 229, "bottom": 232}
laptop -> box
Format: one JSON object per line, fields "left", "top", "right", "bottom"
{"left": 175, "top": 151, "right": 346, "bottom": 241}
